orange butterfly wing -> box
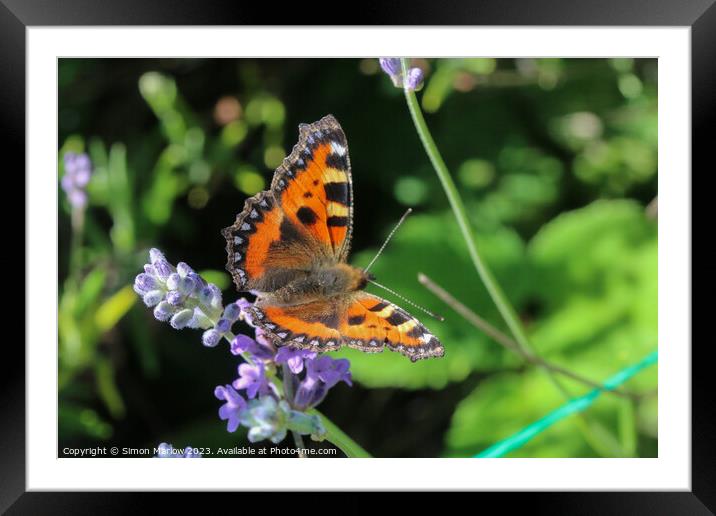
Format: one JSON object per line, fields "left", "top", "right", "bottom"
{"left": 249, "top": 293, "right": 444, "bottom": 362}
{"left": 222, "top": 115, "right": 353, "bottom": 292}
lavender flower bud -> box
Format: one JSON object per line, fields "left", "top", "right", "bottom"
{"left": 134, "top": 273, "right": 157, "bottom": 293}
{"left": 176, "top": 262, "right": 193, "bottom": 278}
{"left": 188, "top": 308, "right": 213, "bottom": 330}
{"left": 61, "top": 152, "right": 93, "bottom": 209}
{"left": 207, "top": 284, "right": 222, "bottom": 309}
{"left": 405, "top": 67, "right": 425, "bottom": 91}
{"left": 153, "top": 301, "right": 174, "bottom": 321}
{"left": 379, "top": 58, "right": 401, "bottom": 77}
{"left": 153, "top": 259, "right": 173, "bottom": 280}
{"left": 165, "top": 290, "right": 184, "bottom": 306}
{"left": 67, "top": 190, "right": 87, "bottom": 208}
{"left": 155, "top": 442, "right": 175, "bottom": 458}
{"left": 202, "top": 329, "right": 222, "bottom": 347}
{"left": 176, "top": 276, "right": 195, "bottom": 296}
{"left": 378, "top": 58, "right": 425, "bottom": 91}
{"left": 170, "top": 308, "right": 194, "bottom": 329}
{"left": 215, "top": 318, "right": 231, "bottom": 334}
{"left": 166, "top": 273, "right": 181, "bottom": 291}
{"left": 142, "top": 290, "right": 164, "bottom": 307}
{"left": 187, "top": 272, "right": 207, "bottom": 293}
{"left": 149, "top": 248, "right": 166, "bottom": 264}
{"left": 222, "top": 302, "right": 242, "bottom": 323}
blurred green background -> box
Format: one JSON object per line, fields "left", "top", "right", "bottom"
{"left": 58, "top": 58, "right": 657, "bottom": 458}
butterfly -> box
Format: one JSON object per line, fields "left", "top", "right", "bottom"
{"left": 222, "top": 115, "right": 444, "bottom": 362}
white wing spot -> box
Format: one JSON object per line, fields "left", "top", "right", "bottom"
{"left": 331, "top": 142, "right": 346, "bottom": 156}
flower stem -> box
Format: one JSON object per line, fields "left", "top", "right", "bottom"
{"left": 308, "top": 409, "right": 372, "bottom": 458}
{"left": 281, "top": 364, "right": 307, "bottom": 458}
{"left": 291, "top": 431, "right": 307, "bottom": 458}
{"left": 68, "top": 206, "right": 85, "bottom": 290}
{"left": 400, "top": 59, "right": 532, "bottom": 353}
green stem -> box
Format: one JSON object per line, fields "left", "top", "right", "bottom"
{"left": 68, "top": 206, "right": 86, "bottom": 291}
{"left": 308, "top": 409, "right": 372, "bottom": 458}
{"left": 282, "top": 363, "right": 307, "bottom": 458}
{"left": 400, "top": 59, "right": 531, "bottom": 352}
{"left": 400, "top": 58, "right": 621, "bottom": 456}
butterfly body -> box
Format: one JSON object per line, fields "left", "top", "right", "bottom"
{"left": 259, "top": 262, "right": 370, "bottom": 307}
{"left": 223, "top": 115, "right": 444, "bottom": 361}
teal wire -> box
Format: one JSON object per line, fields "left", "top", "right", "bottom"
{"left": 474, "top": 350, "right": 658, "bottom": 458}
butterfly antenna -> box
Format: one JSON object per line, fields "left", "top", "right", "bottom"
{"left": 367, "top": 278, "right": 445, "bottom": 322}
{"left": 364, "top": 208, "right": 413, "bottom": 273}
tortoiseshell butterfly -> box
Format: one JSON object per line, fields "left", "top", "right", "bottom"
{"left": 222, "top": 115, "right": 444, "bottom": 361}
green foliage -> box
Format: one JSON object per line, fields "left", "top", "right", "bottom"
{"left": 445, "top": 200, "right": 657, "bottom": 457}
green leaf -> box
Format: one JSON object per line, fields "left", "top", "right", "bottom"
{"left": 95, "top": 285, "right": 137, "bottom": 332}
{"left": 331, "top": 212, "right": 529, "bottom": 389}
{"left": 527, "top": 199, "right": 657, "bottom": 375}
{"left": 107, "top": 143, "right": 136, "bottom": 253}
{"left": 95, "top": 356, "right": 126, "bottom": 419}
{"left": 73, "top": 267, "right": 107, "bottom": 317}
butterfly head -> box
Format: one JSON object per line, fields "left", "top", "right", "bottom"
{"left": 342, "top": 264, "right": 374, "bottom": 291}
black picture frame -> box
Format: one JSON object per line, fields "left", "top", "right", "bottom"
{"left": 4, "top": 0, "right": 708, "bottom": 511}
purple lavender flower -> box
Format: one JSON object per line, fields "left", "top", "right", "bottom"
{"left": 308, "top": 356, "right": 353, "bottom": 388}
{"left": 202, "top": 329, "right": 223, "bottom": 348}
{"left": 155, "top": 442, "right": 202, "bottom": 458}
{"left": 133, "top": 248, "right": 228, "bottom": 342}
{"left": 275, "top": 346, "right": 317, "bottom": 375}
{"left": 233, "top": 362, "right": 272, "bottom": 399}
{"left": 214, "top": 384, "right": 247, "bottom": 433}
{"left": 405, "top": 67, "right": 425, "bottom": 91}
{"left": 292, "top": 355, "right": 352, "bottom": 410}
{"left": 379, "top": 58, "right": 402, "bottom": 77}
{"left": 294, "top": 374, "right": 328, "bottom": 410}
{"left": 230, "top": 333, "right": 274, "bottom": 360}
{"left": 378, "top": 57, "right": 425, "bottom": 91}
{"left": 235, "top": 297, "right": 255, "bottom": 326}
{"left": 61, "top": 152, "right": 92, "bottom": 208}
